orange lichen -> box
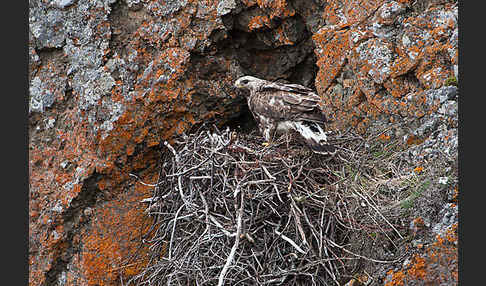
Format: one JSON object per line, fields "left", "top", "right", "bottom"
{"left": 324, "top": 0, "right": 384, "bottom": 26}
{"left": 126, "top": 145, "right": 135, "bottom": 156}
{"left": 256, "top": 0, "right": 295, "bottom": 19}
{"left": 406, "top": 255, "right": 427, "bottom": 280}
{"left": 385, "top": 221, "right": 457, "bottom": 285}
{"left": 275, "top": 24, "right": 294, "bottom": 45}
{"left": 29, "top": 105, "right": 100, "bottom": 285}
{"left": 410, "top": 216, "right": 425, "bottom": 236}
{"left": 384, "top": 77, "right": 417, "bottom": 99}
{"left": 80, "top": 171, "right": 155, "bottom": 285}
{"left": 378, "top": 133, "right": 390, "bottom": 141}
{"left": 313, "top": 29, "right": 350, "bottom": 95}
{"left": 406, "top": 135, "right": 425, "bottom": 146}
{"left": 322, "top": 0, "right": 343, "bottom": 26}
{"left": 248, "top": 15, "right": 271, "bottom": 30}
{"left": 385, "top": 269, "right": 405, "bottom": 286}
{"left": 241, "top": 0, "right": 257, "bottom": 7}
{"left": 451, "top": 186, "right": 458, "bottom": 203}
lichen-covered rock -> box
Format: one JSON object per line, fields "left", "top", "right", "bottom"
{"left": 29, "top": 6, "right": 67, "bottom": 48}
{"left": 379, "top": 84, "right": 458, "bottom": 285}
{"left": 313, "top": 0, "right": 458, "bottom": 134}
{"left": 384, "top": 221, "right": 458, "bottom": 285}
{"left": 28, "top": 0, "right": 458, "bottom": 285}
{"left": 401, "top": 86, "right": 458, "bottom": 161}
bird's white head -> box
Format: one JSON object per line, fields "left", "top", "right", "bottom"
{"left": 234, "top": 76, "right": 265, "bottom": 93}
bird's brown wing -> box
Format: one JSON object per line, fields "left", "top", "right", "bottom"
{"left": 257, "top": 81, "right": 326, "bottom": 123}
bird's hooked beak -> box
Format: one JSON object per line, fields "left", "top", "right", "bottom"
{"left": 234, "top": 78, "right": 249, "bottom": 98}
{"left": 234, "top": 79, "right": 244, "bottom": 89}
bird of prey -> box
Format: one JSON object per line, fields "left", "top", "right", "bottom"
{"left": 234, "top": 75, "right": 336, "bottom": 155}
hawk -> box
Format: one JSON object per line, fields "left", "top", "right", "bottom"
{"left": 234, "top": 75, "right": 336, "bottom": 155}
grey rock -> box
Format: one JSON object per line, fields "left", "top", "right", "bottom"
{"left": 29, "top": 45, "right": 41, "bottom": 80}
{"left": 424, "top": 86, "right": 457, "bottom": 106}
{"left": 438, "top": 100, "right": 457, "bottom": 118}
{"left": 217, "top": 0, "right": 237, "bottom": 16}
{"left": 355, "top": 38, "right": 393, "bottom": 85}
{"left": 257, "top": 17, "right": 308, "bottom": 48}
{"left": 53, "top": 0, "right": 77, "bottom": 9}
{"left": 72, "top": 68, "right": 116, "bottom": 110}
{"left": 432, "top": 203, "right": 458, "bottom": 239}
{"left": 146, "top": 0, "right": 188, "bottom": 17}
{"left": 290, "top": 0, "right": 326, "bottom": 34}
{"left": 29, "top": 8, "right": 67, "bottom": 48}
{"left": 413, "top": 116, "right": 439, "bottom": 138}
{"left": 378, "top": 1, "right": 405, "bottom": 22}
{"left": 29, "top": 77, "right": 57, "bottom": 113}
{"left": 402, "top": 85, "right": 458, "bottom": 165}
{"left": 125, "top": 0, "right": 142, "bottom": 10}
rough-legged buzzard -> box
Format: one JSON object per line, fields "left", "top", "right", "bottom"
{"left": 234, "top": 76, "right": 336, "bottom": 155}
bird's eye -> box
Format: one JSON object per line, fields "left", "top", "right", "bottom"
{"left": 241, "top": 80, "right": 249, "bottom": 85}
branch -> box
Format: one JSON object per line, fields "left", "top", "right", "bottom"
{"left": 218, "top": 189, "right": 244, "bottom": 286}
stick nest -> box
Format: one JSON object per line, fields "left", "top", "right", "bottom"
{"left": 129, "top": 126, "right": 408, "bottom": 285}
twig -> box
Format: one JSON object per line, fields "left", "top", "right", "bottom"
{"left": 325, "top": 238, "right": 402, "bottom": 264}
{"left": 168, "top": 204, "right": 184, "bottom": 260}
{"left": 275, "top": 229, "right": 306, "bottom": 255}
{"left": 353, "top": 188, "right": 404, "bottom": 239}
{"left": 218, "top": 189, "right": 245, "bottom": 286}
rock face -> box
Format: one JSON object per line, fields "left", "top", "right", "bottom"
{"left": 28, "top": 0, "right": 458, "bottom": 285}
{"left": 313, "top": 0, "right": 458, "bottom": 134}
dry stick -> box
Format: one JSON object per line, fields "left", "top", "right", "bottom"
{"left": 273, "top": 184, "right": 283, "bottom": 203}
{"left": 164, "top": 141, "right": 179, "bottom": 163}
{"left": 301, "top": 207, "right": 321, "bottom": 256}
{"left": 198, "top": 187, "right": 210, "bottom": 240}
{"left": 209, "top": 215, "right": 236, "bottom": 237}
{"left": 325, "top": 238, "right": 402, "bottom": 264}
{"left": 168, "top": 204, "right": 184, "bottom": 260}
{"left": 211, "top": 138, "right": 215, "bottom": 194}
{"left": 364, "top": 205, "right": 399, "bottom": 250}
{"left": 353, "top": 188, "right": 404, "bottom": 239}
{"left": 274, "top": 229, "right": 307, "bottom": 255}
{"left": 242, "top": 179, "right": 276, "bottom": 187}
{"left": 166, "top": 147, "right": 224, "bottom": 178}
{"left": 190, "top": 175, "right": 212, "bottom": 179}
{"left": 166, "top": 141, "right": 192, "bottom": 208}
{"left": 177, "top": 172, "right": 189, "bottom": 207}
{"left": 251, "top": 249, "right": 264, "bottom": 272}
{"left": 290, "top": 198, "right": 309, "bottom": 248}
{"left": 323, "top": 219, "right": 346, "bottom": 271}
{"left": 129, "top": 173, "right": 159, "bottom": 187}
{"left": 217, "top": 189, "right": 245, "bottom": 286}
{"left": 262, "top": 164, "right": 284, "bottom": 202}
{"left": 320, "top": 264, "right": 339, "bottom": 286}
{"left": 261, "top": 165, "right": 276, "bottom": 180}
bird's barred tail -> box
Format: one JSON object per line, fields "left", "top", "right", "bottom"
{"left": 307, "top": 140, "right": 337, "bottom": 155}
{"left": 296, "top": 121, "right": 337, "bottom": 155}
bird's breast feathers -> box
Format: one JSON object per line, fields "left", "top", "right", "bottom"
{"left": 276, "top": 121, "right": 294, "bottom": 132}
